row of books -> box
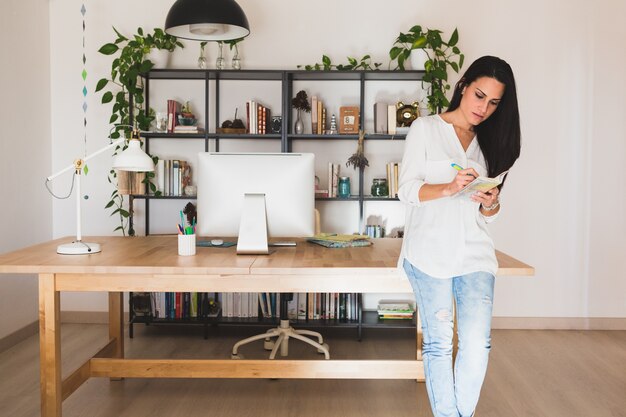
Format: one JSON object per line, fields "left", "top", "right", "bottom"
{"left": 150, "top": 292, "right": 218, "bottom": 319}
{"left": 386, "top": 162, "right": 401, "bottom": 198}
{"left": 155, "top": 159, "right": 191, "bottom": 196}
{"left": 311, "top": 96, "right": 327, "bottom": 134}
{"left": 326, "top": 162, "right": 340, "bottom": 197}
{"left": 147, "top": 292, "right": 361, "bottom": 321}
{"left": 246, "top": 101, "right": 272, "bottom": 134}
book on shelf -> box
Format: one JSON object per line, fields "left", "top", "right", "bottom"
{"left": 386, "top": 162, "right": 401, "bottom": 198}
{"left": 311, "top": 96, "right": 318, "bottom": 134}
{"left": 327, "top": 162, "right": 340, "bottom": 197}
{"left": 245, "top": 101, "right": 272, "bottom": 134}
{"left": 167, "top": 99, "right": 181, "bottom": 133}
{"left": 451, "top": 170, "right": 509, "bottom": 200}
{"left": 173, "top": 125, "right": 203, "bottom": 134}
{"left": 387, "top": 104, "right": 396, "bottom": 135}
{"left": 374, "top": 102, "right": 388, "bottom": 134}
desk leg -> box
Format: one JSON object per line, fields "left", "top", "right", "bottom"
{"left": 108, "top": 292, "right": 125, "bottom": 381}
{"left": 39, "top": 273, "right": 61, "bottom": 417}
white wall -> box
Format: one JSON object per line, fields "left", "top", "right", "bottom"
{"left": 0, "top": 0, "right": 52, "bottom": 338}
{"left": 46, "top": 0, "right": 625, "bottom": 318}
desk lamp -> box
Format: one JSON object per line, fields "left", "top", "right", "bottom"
{"left": 46, "top": 128, "right": 154, "bottom": 255}
{"left": 164, "top": 0, "right": 250, "bottom": 41}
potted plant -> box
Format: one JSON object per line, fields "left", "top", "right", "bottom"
{"left": 389, "top": 25, "right": 464, "bottom": 114}
{"left": 225, "top": 37, "right": 244, "bottom": 69}
{"left": 291, "top": 90, "right": 311, "bottom": 134}
{"left": 96, "top": 27, "right": 184, "bottom": 235}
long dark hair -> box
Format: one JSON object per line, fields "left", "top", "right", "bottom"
{"left": 447, "top": 56, "right": 521, "bottom": 182}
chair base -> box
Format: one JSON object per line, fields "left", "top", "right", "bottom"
{"left": 231, "top": 319, "right": 330, "bottom": 360}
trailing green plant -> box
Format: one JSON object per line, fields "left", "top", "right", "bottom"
{"left": 389, "top": 25, "right": 464, "bottom": 114}
{"left": 298, "top": 54, "right": 382, "bottom": 71}
{"left": 96, "top": 27, "right": 184, "bottom": 235}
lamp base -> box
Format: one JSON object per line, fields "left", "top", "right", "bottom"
{"left": 57, "top": 241, "right": 102, "bottom": 255}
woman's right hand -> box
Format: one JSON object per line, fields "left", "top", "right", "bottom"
{"left": 444, "top": 168, "right": 479, "bottom": 196}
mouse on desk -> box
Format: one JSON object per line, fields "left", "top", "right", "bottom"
{"left": 210, "top": 239, "right": 224, "bottom": 246}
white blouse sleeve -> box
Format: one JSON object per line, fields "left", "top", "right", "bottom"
{"left": 398, "top": 120, "right": 427, "bottom": 207}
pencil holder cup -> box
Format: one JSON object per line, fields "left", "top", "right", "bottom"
{"left": 178, "top": 234, "right": 196, "bottom": 256}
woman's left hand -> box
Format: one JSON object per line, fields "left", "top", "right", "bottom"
{"left": 472, "top": 187, "right": 500, "bottom": 209}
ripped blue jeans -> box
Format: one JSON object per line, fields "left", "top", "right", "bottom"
{"left": 403, "top": 259, "right": 495, "bottom": 417}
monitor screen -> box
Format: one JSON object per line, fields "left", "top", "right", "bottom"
{"left": 196, "top": 152, "right": 315, "bottom": 253}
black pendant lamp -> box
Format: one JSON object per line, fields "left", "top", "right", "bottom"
{"left": 165, "top": 0, "right": 250, "bottom": 41}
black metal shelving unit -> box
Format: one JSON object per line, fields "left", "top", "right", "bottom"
{"left": 128, "top": 68, "right": 424, "bottom": 339}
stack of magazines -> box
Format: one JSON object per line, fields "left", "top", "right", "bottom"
{"left": 377, "top": 300, "right": 415, "bottom": 320}
{"left": 307, "top": 233, "right": 371, "bottom": 248}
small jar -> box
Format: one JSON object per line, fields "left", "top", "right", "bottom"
{"left": 338, "top": 176, "right": 351, "bottom": 198}
{"left": 371, "top": 178, "right": 389, "bottom": 197}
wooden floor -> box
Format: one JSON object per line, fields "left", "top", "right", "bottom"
{"left": 0, "top": 324, "right": 624, "bottom": 417}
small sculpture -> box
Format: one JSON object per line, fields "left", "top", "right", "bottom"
{"left": 328, "top": 114, "right": 338, "bottom": 134}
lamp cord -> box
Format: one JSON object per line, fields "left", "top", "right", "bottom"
{"left": 45, "top": 173, "right": 76, "bottom": 200}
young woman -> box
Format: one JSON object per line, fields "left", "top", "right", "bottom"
{"left": 398, "top": 56, "right": 521, "bottom": 417}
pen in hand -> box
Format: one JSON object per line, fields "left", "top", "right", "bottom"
{"left": 451, "top": 163, "right": 477, "bottom": 179}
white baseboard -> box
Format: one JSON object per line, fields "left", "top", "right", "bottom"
{"left": 491, "top": 317, "right": 626, "bottom": 330}
{"left": 61, "top": 311, "right": 130, "bottom": 324}
{"left": 59, "top": 311, "right": 626, "bottom": 330}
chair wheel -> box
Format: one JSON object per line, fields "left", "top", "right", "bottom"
{"left": 231, "top": 353, "right": 243, "bottom": 359}
{"left": 318, "top": 343, "right": 330, "bottom": 354}
{"left": 264, "top": 339, "right": 275, "bottom": 350}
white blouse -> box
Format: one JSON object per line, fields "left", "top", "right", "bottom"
{"left": 397, "top": 115, "right": 499, "bottom": 279}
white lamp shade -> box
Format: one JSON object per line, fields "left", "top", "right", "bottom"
{"left": 112, "top": 139, "right": 155, "bottom": 172}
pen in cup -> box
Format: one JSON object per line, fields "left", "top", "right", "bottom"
{"left": 451, "top": 163, "right": 476, "bottom": 179}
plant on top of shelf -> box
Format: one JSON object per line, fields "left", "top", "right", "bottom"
{"left": 96, "top": 27, "right": 184, "bottom": 235}
{"left": 389, "top": 25, "right": 464, "bottom": 114}
{"left": 298, "top": 54, "right": 382, "bottom": 71}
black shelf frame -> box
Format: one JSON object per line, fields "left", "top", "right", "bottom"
{"left": 128, "top": 68, "right": 423, "bottom": 337}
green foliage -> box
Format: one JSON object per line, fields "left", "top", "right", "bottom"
{"left": 97, "top": 27, "right": 182, "bottom": 235}
{"left": 298, "top": 54, "right": 382, "bottom": 71}
{"left": 223, "top": 37, "right": 244, "bottom": 50}
{"left": 389, "top": 25, "right": 464, "bottom": 114}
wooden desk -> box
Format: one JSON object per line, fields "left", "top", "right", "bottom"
{"left": 0, "top": 236, "right": 534, "bottom": 417}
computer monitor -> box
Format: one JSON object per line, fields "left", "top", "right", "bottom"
{"left": 196, "top": 152, "right": 315, "bottom": 254}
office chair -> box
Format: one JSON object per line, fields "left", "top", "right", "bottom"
{"left": 231, "top": 294, "right": 330, "bottom": 359}
{"left": 231, "top": 210, "right": 330, "bottom": 360}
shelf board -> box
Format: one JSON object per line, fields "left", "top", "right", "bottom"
{"left": 287, "top": 133, "right": 406, "bottom": 141}
{"left": 142, "top": 69, "right": 424, "bottom": 82}
{"left": 215, "top": 133, "right": 281, "bottom": 139}
{"left": 130, "top": 194, "right": 196, "bottom": 200}
{"left": 143, "top": 132, "right": 206, "bottom": 139}
{"left": 132, "top": 315, "right": 362, "bottom": 328}
{"left": 288, "top": 134, "right": 359, "bottom": 140}
{"left": 143, "top": 69, "right": 284, "bottom": 81}
{"left": 363, "top": 196, "right": 399, "bottom": 201}
{"left": 316, "top": 197, "right": 360, "bottom": 201}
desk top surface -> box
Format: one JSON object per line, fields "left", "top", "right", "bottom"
{"left": 0, "top": 236, "right": 534, "bottom": 276}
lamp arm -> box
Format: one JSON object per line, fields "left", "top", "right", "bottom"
{"left": 46, "top": 137, "right": 126, "bottom": 181}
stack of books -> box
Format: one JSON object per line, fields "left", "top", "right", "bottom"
{"left": 377, "top": 300, "right": 415, "bottom": 320}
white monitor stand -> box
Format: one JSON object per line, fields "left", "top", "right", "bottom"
{"left": 237, "top": 193, "right": 269, "bottom": 255}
